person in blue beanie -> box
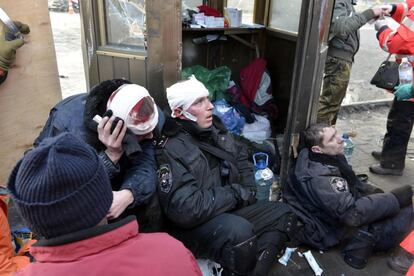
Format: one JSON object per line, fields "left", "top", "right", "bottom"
{"left": 8, "top": 132, "right": 201, "bottom": 276}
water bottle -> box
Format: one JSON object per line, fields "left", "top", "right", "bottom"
{"left": 399, "top": 57, "right": 413, "bottom": 85}
{"left": 342, "top": 133, "right": 355, "bottom": 164}
{"left": 253, "top": 152, "right": 273, "bottom": 201}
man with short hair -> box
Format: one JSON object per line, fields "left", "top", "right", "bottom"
{"left": 34, "top": 80, "right": 160, "bottom": 231}
{"left": 155, "top": 76, "right": 297, "bottom": 276}
{"left": 283, "top": 123, "right": 413, "bottom": 269}
{"left": 9, "top": 132, "right": 201, "bottom": 276}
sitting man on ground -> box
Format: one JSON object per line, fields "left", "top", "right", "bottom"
{"left": 33, "top": 80, "right": 160, "bottom": 231}
{"left": 155, "top": 75, "right": 298, "bottom": 276}
{"left": 283, "top": 123, "right": 413, "bottom": 269}
{"left": 8, "top": 133, "right": 201, "bottom": 275}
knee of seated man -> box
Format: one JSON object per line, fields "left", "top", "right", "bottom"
{"left": 221, "top": 215, "right": 257, "bottom": 274}
{"left": 222, "top": 214, "right": 255, "bottom": 244}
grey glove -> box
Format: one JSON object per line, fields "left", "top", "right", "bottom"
{"left": 374, "top": 19, "right": 388, "bottom": 32}
{"left": 231, "top": 183, "right": 257, "bottom": 208}
{"left": 390, "top": 185, "right": 413, "bottom": 208}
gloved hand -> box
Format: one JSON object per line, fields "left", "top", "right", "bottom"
{"left": 231, "top": 183, "right": 257, "bottom": 208}
{"left": 390, "top": 185, "right": 413, "bottom": 208}
{"left": 13, "top": 21, "right": 30, "bottom": 34}
{"left": 380, "top": 4, "right": 393, "bottom": 16}
{"left": 0, "top": 38, "right": 24, "bottom": 71}
{"left": 0, "top": 21, "right": 29, "bottom": 72}
{"left": 374, "top": 18, "right": 388, "bottom": 31}
{"left": 394, "top": 84, "right": 413, "bottom": 101}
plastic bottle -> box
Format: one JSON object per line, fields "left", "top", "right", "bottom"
{"left": 253, "top": 152, "right": 274, "bottom": 201}
{"left": 399, "top": 57, "right": 413, "bottom": 85}
{"left": 342, "top": 133, "right": 355, "bottom": 164}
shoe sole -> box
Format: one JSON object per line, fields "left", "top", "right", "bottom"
{"left": 387, "top": 259, "right": 409, "bottom": 274}
{"left": 369, "top": 167, "right": 403, "bottom": 176}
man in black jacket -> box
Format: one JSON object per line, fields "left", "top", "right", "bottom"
{"left": 156, "top": 76, "right": 297, "bottom": 276}
{"left": 33, "top": 80, "right": 160, "bottom": 231}
{"left": 283, "top": 123, "right": 413, "bottom": 269}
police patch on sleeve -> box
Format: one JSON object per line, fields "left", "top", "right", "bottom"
{"left": 158, "top": 164, "right": 172, "bottom": 193}
{"left": 330, "top": 177, "right": 349, "bottom": 193}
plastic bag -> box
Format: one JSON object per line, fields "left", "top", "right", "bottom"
{"left": 182, "top": 65, "right": 231, "bottom": 101}
{"left": 242, "top": 114, "right": 271, "bottom": 143}
{"left": 213, "top": 100, "right": 245, "bottom": 135}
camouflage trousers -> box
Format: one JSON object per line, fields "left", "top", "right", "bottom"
{"left": 317, "top": 56, "right": 352, "bottom": 126}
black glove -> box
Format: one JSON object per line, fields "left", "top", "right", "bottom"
{"left": 231, "top": 183, "right": 257, "bottom": 208}
{"left": 390, "top": 185, "right": 413, "bottom": 208}
{"left": 102, "top": 110, "right": 142, "bottom": 158}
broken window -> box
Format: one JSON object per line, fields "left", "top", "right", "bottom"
{"left": 104, "top": 0, "right": 146, "bottom": 50}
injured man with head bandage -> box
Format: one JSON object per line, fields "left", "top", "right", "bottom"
{"left": 32, "top": 79, "right": 162, "bottom": 232}
{"left": 155, "top": 75, "right": 298, "bottom": 276}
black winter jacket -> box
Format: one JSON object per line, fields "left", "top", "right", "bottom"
{"left": 156, "top": 117, "right": 255, "bottom": 229}
{"left": 283, "top": 148, "right": 400, "bottom": 250}
{"left": 33, "top": 80, "right": 157, "bottom": 208}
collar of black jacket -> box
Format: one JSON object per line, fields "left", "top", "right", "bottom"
{"left": 34, "top": 216, "right": 136, "bottom": 247}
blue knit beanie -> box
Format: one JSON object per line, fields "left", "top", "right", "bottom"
{"left": 8, "top": 132, "right": 113, "bottom": 239}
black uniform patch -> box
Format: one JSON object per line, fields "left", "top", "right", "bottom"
{"left": 330, "top": 177, "right": 349, "bottom": 193}
{"left": 158, "top": 164, "right": 173, "bottom": 193}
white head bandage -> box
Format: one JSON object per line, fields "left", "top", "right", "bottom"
{"left": 166, "top": 75, "right": 209, "bottom": 121}
{"left": 107, "top": 84, "right": 159, "bottom": 136}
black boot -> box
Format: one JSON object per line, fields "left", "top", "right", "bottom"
{"left": 343, "top": 229, "right": 376, "bottom": 269}
{"left": 252, "top": 232, "right": 288, "bottom": 276}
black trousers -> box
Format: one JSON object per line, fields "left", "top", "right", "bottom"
{"left": 381, "top": 99, "right": 414, "bottom": 169}
{"left": 171, "top": 201, "right": 293, "bottom": 273}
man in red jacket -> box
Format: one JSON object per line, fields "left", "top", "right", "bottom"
{"left": 370, "top": 1, "right": 414, "bottom": 175}
{"left": 8, "top": 132, "right": 201, "bottom": 276}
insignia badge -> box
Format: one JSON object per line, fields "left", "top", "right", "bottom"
{"left": 330, "top": 177, "right": 349, "bottom": 193}
{"left": 158, "top": 164, "right": 172, "bottom": 193}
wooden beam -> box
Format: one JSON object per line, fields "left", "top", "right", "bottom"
{"left": 0, "top": 0, "right": 61, "bottom": 184}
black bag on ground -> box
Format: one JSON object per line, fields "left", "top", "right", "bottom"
{"left": 370, "top": 54, "right": 399, "bottom": 91}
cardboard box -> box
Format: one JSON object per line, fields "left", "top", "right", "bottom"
{"left": 224, "top": 8, "right": 242, "bottom": 27}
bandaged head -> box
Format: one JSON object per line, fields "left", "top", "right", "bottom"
{"left": 166, "top": 75, "right": 210, "bottom": 121}
{"left": 107, "top": 84, "right": 158, "bottom": 135}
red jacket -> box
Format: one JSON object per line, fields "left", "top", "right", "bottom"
{"left": 400, "top": 230, "right": 414, "bottom": 276}
{"left": 378, "top": 1, "right": 414, "bottom": 54}
{"left": 13, "top": 217, "right": 201, "bottom": 276}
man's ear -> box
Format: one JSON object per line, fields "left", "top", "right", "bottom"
{"left": 311, "top": 145, "right": 323, "bottom": 154}
{"left": 172, "top": 107, "right": 182, "bottom": 118}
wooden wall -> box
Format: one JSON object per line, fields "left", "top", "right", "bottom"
{"left": 0, "top": 0, "right": 61, "bottom": 185}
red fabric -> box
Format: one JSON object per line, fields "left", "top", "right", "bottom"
{"left": 197, "top": 5, "right": 222, "bottom": 17}
{"left": 378, "top": 3, "right": 414, "bottom": 102}
{"left": 400, "top": 231, "right": 414, "bottom": 276}
{"left": 14, "top": 220, "right": 201, "bottom": 276}
{"left": 401, "top": 231, "right": 414, "bottom": 255}
{"left": 379, "top": 3, "right": 414, "bottom": 54}
{"left": 239, "top": 58, "right": 267, "bottom": 108}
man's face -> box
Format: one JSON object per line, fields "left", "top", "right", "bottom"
{"left": 313, "top": 127, "right": 344, "bottom": 156}
{"left": 186, "top": 96, "right": 214, "bottom": 128}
